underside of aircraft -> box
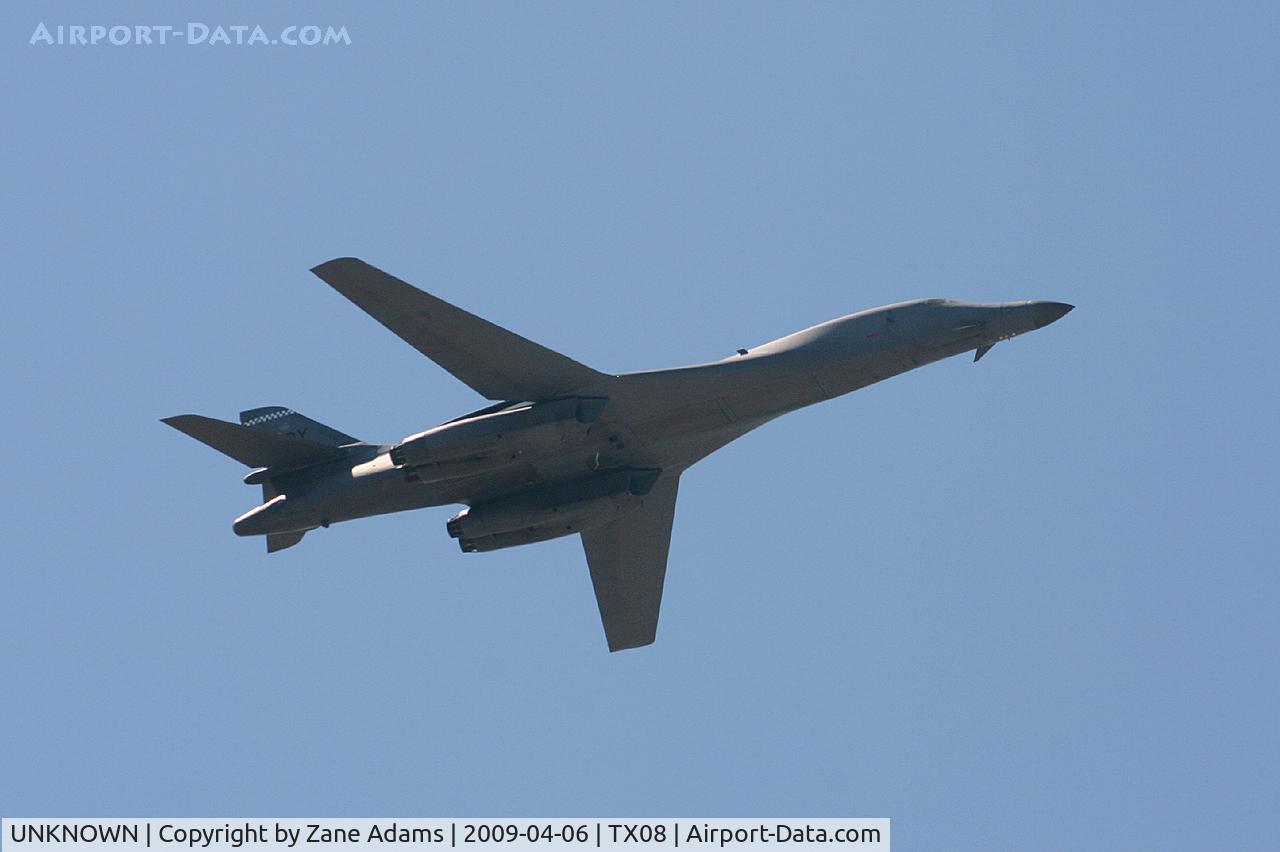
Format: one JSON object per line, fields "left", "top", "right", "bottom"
{"left": 166, "top": 259, "right": 1071, "bottom": 650}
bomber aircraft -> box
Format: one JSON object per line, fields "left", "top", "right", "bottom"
{"left": 165, "top": 258, "right": 1071, "bottom": 650}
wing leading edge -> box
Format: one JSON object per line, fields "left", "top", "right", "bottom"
{"left": 310, "top": 258, "right": 609, "bottom": 401}
{"left": 581, "top": 474, "right": 681, "bottom": 651}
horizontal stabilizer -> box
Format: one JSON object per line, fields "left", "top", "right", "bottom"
{"left": 267, "top": 530, "right": 306, "bottom": 552}
{"left": 310, "top": 257, "right": 609, "bottom": 401}
{"left": 162, "top": 415, "right": 346, "bottom": 469}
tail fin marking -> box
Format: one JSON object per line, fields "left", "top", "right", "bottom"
{"left": 161, "top": 415, "right": 344, "bottom": 469}
{"left": 239, "top": 406, "right": 358, "bottom": 446}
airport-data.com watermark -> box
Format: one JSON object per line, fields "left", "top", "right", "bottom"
{"left": 30, "top": 22, "right": 351, "bottom": 47}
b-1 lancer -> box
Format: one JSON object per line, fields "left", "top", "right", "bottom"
{"left": 165, "top": 259, "right": 1071, "bottom": 651}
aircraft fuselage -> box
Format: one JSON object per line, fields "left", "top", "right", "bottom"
{"left": 166, "top": 257, "right": 1072, "bottom": 649}
{"left": 231, "top": 298, "right": 1070, "bottom": 543}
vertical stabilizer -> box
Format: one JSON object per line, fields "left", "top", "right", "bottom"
{"left": 240, "top": 406, "right": 358, "bottom": 446}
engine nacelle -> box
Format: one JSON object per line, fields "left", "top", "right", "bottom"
{"left": 458, "top": 523, "right": 584, "bottom": 553}
{"left": 448, "top": 491, "right": 641, "bottom": 541}
{"left": 447, "top": 468, "right": 657, "bottom": 549}
{"left": 389, "top": 397, "right": 607, "bottom": 469}
{"left": 402, "top": 453, "right": 520, "bottom": 485}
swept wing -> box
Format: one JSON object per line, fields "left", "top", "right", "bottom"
{"left": 311, "top": 258, "right": 608, "bottom": 401}
{"left": 581, "top": 474, "right": 681, "bottom": 651}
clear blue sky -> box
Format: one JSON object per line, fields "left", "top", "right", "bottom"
{"left": 3, "top": 2, "right": 1277, "bottom": 848}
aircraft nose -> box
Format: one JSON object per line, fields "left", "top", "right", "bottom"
{"left": 1030, "top": 301, "right": 1073, "bottom": 328}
